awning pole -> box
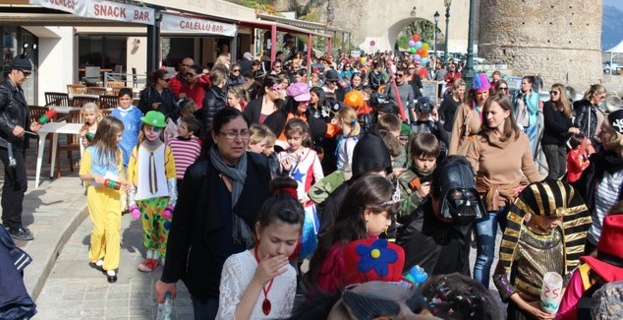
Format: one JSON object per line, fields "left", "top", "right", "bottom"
{"left": 328, "top": 37, "right": 332, "bottom": 58}
{"left": 231, "top": 31, "right": 238, "bottom": 63}
{"left": 307, "top": 34, "right": 312, "bottom": 67}
{"left": 147, "top": 11, "right": 161, "bottom": 72}
{"left": 270, "top": 24, "right": 277, "bottom": 65}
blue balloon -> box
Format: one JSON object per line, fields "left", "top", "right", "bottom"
{"left": 415, "top": 41, "right": 423, "bottom": 49}
{"left": 421, "top": 57, "right": 430, "bottom": 65}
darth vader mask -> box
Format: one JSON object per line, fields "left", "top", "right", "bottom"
{"left": 434, "top": 159, "right": 486, "bottom": 224}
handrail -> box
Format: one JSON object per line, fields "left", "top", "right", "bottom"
{"left": 103, "top": 72, "right": 148, "bottom": 89}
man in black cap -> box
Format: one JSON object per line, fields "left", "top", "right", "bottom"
{"left": 0, "top": 55, "right": 41, "bottom": 241}
{"left": 322, "top": 69, "right": 345, "bottom": 103}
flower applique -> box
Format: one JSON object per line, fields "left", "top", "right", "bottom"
{"left": 355, "top": 239, "right": 398, "bottom": 277}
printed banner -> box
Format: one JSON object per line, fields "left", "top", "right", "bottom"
{"left": 30, "top": 0, "right": 155, "bottom": 25}
{"left": 160, "top": 13, "right": 237, "bottom": 37}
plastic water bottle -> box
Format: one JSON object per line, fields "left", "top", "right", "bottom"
{"left": 156, "top": 293, "right": 173, "bottom": 320}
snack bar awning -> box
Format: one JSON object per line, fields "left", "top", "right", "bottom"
{"left": 28, "top": 0, "right": 155, "bottom": 25}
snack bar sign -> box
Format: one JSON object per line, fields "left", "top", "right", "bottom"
{"left": 31, "top": 0, "right": 155, "bottom": 25}
{"left": 160, "top": 13, "right": 237, "bottom": 37}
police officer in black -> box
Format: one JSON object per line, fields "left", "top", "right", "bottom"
{"left": 0, "top": 55, "right": 41, "bottom": 241}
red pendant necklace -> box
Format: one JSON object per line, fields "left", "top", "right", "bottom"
{"left": 254, "top": 245, "right": 274, "bottom": 315}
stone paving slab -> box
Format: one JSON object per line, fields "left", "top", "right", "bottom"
{"left": 35, "top": 211, "right": 193, "bottom": 319}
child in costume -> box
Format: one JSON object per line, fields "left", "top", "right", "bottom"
{"left": 111, "top": 88, "right": 143, "bottom": 167}
{"left": 79, "top": 102, "right": 102, "bottom": 147}
{"left": 216, "top": 177, "right": 303, "bottom": 320}
{"left": 493, "top": 180, "right": 591, "bottom": 320}
{"left": 166, "top": 116, "right": 201, "bottom": 193}
{"left": 396, "top": 133, "right": 440, "bottom": 224}
{"left": 278, "top": 118, "right": 323, "bottom": 258}
{"left": 79, "top": 117, "right": 128, "bottom": 283}
{"left": 334, "top": 106, "right": 361, "bottom": 172}
{"left": 566, "top": 133, "right": 594, "bottom": 183}
{"left": 127, "top": 111, "right": 177, "bottom": 272}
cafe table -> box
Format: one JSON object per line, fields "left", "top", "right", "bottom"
{"left": 34, "top": 122, "right": 85, "bottom": 188}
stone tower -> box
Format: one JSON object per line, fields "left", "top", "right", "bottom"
{"left": 478, "top": 0, "right": 603, "bottom": 89}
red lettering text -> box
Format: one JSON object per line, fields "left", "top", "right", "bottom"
{"left": 49, "top": 0, "right": 75, "bottom": 10}
{"left": 133, "top": 11, "right": 150, "bottom": 21}
{"left": 93, "top": 4, "right": 126, "bottom": 18}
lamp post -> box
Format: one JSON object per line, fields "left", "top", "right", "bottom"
{"left": 444, "top": 0, "right": 451, "bottom": 62}
{"left": 463, "top": 0, "right": 476, "bottom": 88}
{"left": 433, "top": 11, "right": 440, "bottom": 56}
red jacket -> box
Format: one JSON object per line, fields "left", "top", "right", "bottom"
{"left": 567, "top": 149, "right": 590, "bottom": 183}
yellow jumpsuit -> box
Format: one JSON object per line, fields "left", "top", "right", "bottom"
{"left": 79, "top": 148, "right": 124, "bottom": 271}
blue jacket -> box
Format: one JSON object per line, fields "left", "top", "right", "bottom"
{"left": 111, "top": 106, "right": 143, "bottom": 166}
{"left": 0, "top": 225, "right": 37, "bottom": 319}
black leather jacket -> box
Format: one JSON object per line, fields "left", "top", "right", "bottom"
{"left": 368, "top": 70, "right": 385, "bottom": 90}
{"left": 200, "top": 86, "right": 227, "bottom": 133}
{"left": 0, "top": 78, "right": 30, "bottom": 151}
{"left": 573, "top": 99, "right": 598, "bottom": 140}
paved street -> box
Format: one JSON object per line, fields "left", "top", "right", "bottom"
{"left": 35, "top": 213, "right": 193, "bottom": 319}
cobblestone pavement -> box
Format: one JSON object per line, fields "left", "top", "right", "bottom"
{"left": 35, "top": 214, "right": 193, "bottom": 319}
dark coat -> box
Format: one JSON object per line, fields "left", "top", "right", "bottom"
{"left": 243, "top": 98, "right": 264, "bottom": 124}
{"left": 572, "top": 151, "right": 623, "bottom": 211}
{"left": 541, "top": 101, "right": 574, "bottom": 146}
{"left": 396, "top": 199, "right": 472, "bottom": 276}
{"left": 0, "top": 78, "right": 30, "bottom": 150}
{"left": 200, "top": 86, "right": 227, "bottom": 132}
{"left": 161, "top": 152, "right": 272, "bottom": 303}
{"left": 0, "top": 225, "right": 36, "bottom": 319}
{"left": 137, "top": 86, "right": 178, "bottom": 121}
{"left": 573, "top": 99, "right": 599, "bottom": 141}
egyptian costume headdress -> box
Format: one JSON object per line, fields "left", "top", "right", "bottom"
{"left": 500, "top": 179, "right": 592, "bottom": 276}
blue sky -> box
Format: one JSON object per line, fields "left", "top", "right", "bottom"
{"left": 604, "top": 0, "right": 623, "bottom": 11}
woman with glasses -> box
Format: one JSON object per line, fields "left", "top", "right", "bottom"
{"left": 156, "top": 108, "right": 272, "bottom": 319}
{"left": 574, "top": 84, "right": 607, "bottom": 147}
{"left": 243, "top": 75, "right": 284, "bottom": 125}
{"left": 179, "top": 64, "right": 207, "bottom": 108}
{"left": 226, "top": 63, "right": 244, "bottom": 89}
{"left": 340, "top": 63, "right": 354, "bottom": 81}
{"left": 138, "top": 69, "right": 178, "bottom": 121}
{"left": 542, "top": 84, "right": 579, "bottom": 180}
{"left": 493, "top": 79, "right": 509, "bottom": 97}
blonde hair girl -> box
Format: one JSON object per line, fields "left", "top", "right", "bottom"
{"left": 334, "top": 106, "right": 361, "bottom": 171}
{"left": 80, "top": 102, "right": 103, "bottom": 147}
{"left": 248, "top": 124, "right": 268, "bottom": 153}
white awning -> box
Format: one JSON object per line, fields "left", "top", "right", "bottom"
{"left": 160, "top": 13, "right": 237, "bottom": 37}
{"left": 605, "top": 40, "right": 623, "bottom": 53}
{"left": 29, "top": 0, "right": 155, "bottom": 25}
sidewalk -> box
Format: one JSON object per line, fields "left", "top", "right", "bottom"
{"left": 0, "top": 145, "right": 192, "bottom": 319}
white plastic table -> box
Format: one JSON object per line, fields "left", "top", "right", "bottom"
{"left": 34, "top": 122, "right": 85, "bottom": 188}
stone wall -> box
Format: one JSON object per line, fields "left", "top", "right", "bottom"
{"left": 478, "top": 0, "right": 603, "bottom": 89}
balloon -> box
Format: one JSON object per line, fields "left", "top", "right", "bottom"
{"left": 370, "top": 40, "right": 376, "bottom": 47}
{"left": 408, "top": 40, "right": 416, "bottom": 47}
{"left": 417, "top": 48, "right": 424, "bottom": 55}
{"left": 413, "top": 54, "right": 421, "bottom": 61}
{"left": 421, "top": 57, "right": 429, "bottom": 65}
{"left": 415, "top": 41, "right": 423, "bottom": 49}
{"left": 422, "top": 43, "right": 430, "bottom": 50}
{"left": 412, "top": 34, "right": 421, "bottom": 42}
{"left": 409, "top": 47, "right": 417, "bottom": 54}
{"left": 421, "top": 50, "right": 429, "bottom": 57}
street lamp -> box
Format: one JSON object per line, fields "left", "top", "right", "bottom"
{"left": 463, "top": 0, "right": 476, "bottom": 88}
{"left": 433, "top": 11, "right": 440, "bottom": 55}
{"left": 444, "top": 0, "right": 451, "bottom": 62}
{"left": 410, "top": 6, "right": 417, "bottom": 17}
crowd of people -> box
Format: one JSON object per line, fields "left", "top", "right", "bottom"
{"left": 3, "top": 48, "right": 623, "bottom": 320}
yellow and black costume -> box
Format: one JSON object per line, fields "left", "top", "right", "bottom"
{"left": 493, "top": 179, "right": 592, "bottom": 320}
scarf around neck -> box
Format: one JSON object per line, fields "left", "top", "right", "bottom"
{"left": 209, "top": 146, "right": 253, "bottom": 248}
